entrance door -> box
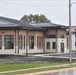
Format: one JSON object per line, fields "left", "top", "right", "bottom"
{"left": 61, "top": 43, "right": 64, "bottom": 52}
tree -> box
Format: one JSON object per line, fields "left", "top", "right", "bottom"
{"left": 21, "top": 14, "right": 51, "bottom": 23}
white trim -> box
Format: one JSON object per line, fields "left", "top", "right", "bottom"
{"left": 2, "top": 46, "right": 4, "bottom": 50}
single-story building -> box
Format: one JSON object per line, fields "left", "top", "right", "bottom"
{"left": 0, "top": 16, "right": 69, "bottom": 54}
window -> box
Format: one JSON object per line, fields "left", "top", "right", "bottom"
{"left": 19, "top": 35, "right": 23, "bottom": 49}
{"left": 60, "top": 35, "right": 64, "bottom": 38}
{"left": 47, "top": 42, "right": 50, "bottom": 49}
{"left": 37, "top": 36, "right": 43, "bottom": 49}
{"left": 46, "top": 35, "right": 56, "bottom": 38}
{"left": 5, "top": 35, "right": 14, "bottom": 49}
{"left": 52, "top": 42, "right": 56, "bottom": 49}
{"left": 29, "top": 36, "right": 34, "bottom": 49}
{"left": 0, "top": 35, "right": 2, "bottom": 49}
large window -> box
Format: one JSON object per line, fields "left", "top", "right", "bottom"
{"left": 52, "top": 42, "right": 56, "bottom": 49}
{"left": 46, "top": 42, "right": 50, "bottom": 49}
{"left": 0, "top": 35, "right": 2, "bottom": 49}
{"left": 19, "top": 35, "right": 23, "bottom": 49}
{"left": 5, "top": 35, "right": 14, "bottom": 49}
{"left": 29, "top": 36, "right": 34, "bottom": 49}
{"left": 37, "top": 36, "right": 43, "bottom": 49}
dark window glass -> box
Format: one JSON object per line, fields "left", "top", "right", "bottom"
{"left": 5, "top": 35, "right": 14, "bottom": 49}
{"left": 47, "top": 42, "right": 50, "bottom": 49}
{"left": 29, "top": 36, "right": 34, "bottom": 49}
{"left": 53, "top": 42, "right": 56, "bottom": 49}
{"left": 19, "top": 35, "right": 23, "bottom": 49}
{"left": 60, "top": 35, "right": 64, "bottom": 38}
{"left": 0, "top": 35, "right": 2, "bottom": 49}
{"left": 75, "top": 42, "right": 76, "bottom": 46}
{"left": 46, "top": 35, "right": 56, "bottom": 38}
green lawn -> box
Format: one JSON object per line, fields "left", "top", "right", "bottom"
{"left": 0, "top": 62, "right": 76, "bottom": 75}
{"left": 0, "top": 62, "right": 67, "bottom": 72}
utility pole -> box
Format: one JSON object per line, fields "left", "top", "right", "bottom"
{"left": 69, "top": 0, "right": 72, "bottom": 62}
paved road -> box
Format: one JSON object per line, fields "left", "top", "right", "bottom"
{"left": 32, "top": 52, "right": 76, "bottom": 58}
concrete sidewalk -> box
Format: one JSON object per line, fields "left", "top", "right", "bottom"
{"left": 22, "top": 67, "right": 76, "bottom": 75}
{"left": 0, "top": 63, "right": 76, "bottom": 74}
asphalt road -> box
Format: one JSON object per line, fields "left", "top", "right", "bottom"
{"left": 33, "top": 52, "right": 76, "bottom": 58}
{"left": 46, "top": 52, "right": 76, "bottom": 58}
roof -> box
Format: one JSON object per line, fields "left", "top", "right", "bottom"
{"left": 0, "top": 16, "right": 68, "bottom": 30}
{"left": 30, "top": 22, "right": 68, "bottom": 29}
{"left": 0, "top": 17, "right": 34, "bottom": 28}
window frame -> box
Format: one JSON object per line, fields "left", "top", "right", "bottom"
{"left": 46, "top": 42, "right": 50, "bottom": 49}
{"left": 29, "top": 36, "right": 34, "bottom": 49}
{"left": 4, "top": 35, "right": 14, "bottom": 49}
{"left": 52, "top": 42, "right": 56, "bottom": 49}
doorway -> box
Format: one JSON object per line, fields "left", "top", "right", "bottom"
{"left": 61, "top": 43, "right": 64, "bottom": 52}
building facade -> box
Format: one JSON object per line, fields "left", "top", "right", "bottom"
{"left": 71, "top": 26, "right": 76, "bottom": 51}
{"left": 0, "top": 17, "right": 69, "bottom": 54}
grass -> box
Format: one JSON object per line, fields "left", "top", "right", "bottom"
{"left": 0, "top": 62, "right": 76, "bottom": 75}
{"left": 0, "top": 62, "right": 67, "bottom": 72}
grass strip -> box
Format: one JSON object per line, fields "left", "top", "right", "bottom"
{"left": 0, "top": 62, "right": 76, "bottom": 75}
{"left": 0, "top": 64, "right": 76, "bottom": 75}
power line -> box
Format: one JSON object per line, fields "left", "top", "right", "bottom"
{"left": 0, "top": 0, "right": 68, "bottom": 7}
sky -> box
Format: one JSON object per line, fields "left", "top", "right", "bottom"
{"left": 0, "top": 0, "right": 76, "bottom": 26}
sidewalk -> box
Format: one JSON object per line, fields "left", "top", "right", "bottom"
{"left": 0, "top": 63, "right": 76, "bottom": 74}
{"left": 22, "top": 67, "right": 76, "bottom": 75}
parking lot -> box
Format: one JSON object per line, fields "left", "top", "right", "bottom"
{"left": 0, "top": 52, "right": 76, "bottom": 64}
{"left": 33, "top": 52, "right": 76, "bottom": 59}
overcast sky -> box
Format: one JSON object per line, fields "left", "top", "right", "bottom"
{"left": 0, "top": 0, "right": 76, "bottom": 25}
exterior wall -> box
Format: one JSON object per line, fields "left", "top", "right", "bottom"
{"left": 0, "top": 28, "right": 69, "bottom": 54}
{"left": 45, "top": 38, "right": 68, "bottom": 53}
{"left": 72, "top": 33, "right": 75, "bottom": 51}
{"left": 45, "top": 38, "right": 56, "bottom": 52}
{"left": 27, "top": 31, "right": 44, "bottom": 53}
{"left": 57, "top": 29, "right": 66, "bottom": 38}
{"left": 45, "top": 29, "right": 57, "bottom": 37}
{"left": 18, "top": 30, "right": 26, "bottom": 54}
{"left": 0, "top": 30, "right": 44, "bottom": 54}
{"left": 45, "top": 29, "right": 66, "bottom": 38}
{"left": 71, "top": 26, "right": 76, "bottom": 51}
{"left": 0, "top": 30, "right": 15, "bottom": 54}
{"left": 45, "top": 28, "right": 69, "bottom": 53}
{"left": 65, "top": 33, "right": 69, "bottom": 53}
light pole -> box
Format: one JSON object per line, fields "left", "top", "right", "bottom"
{"left": 69, "top": 0, "right": 72, "bottom": 62}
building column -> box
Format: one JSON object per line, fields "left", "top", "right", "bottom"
{"left": 56, "top": 29, "right": 58, "bottom": 52}
{"left": 43, "top": 32, "right": 45, "bottom": 53}
{"left": 2, "top": 33, "right": 4, "bottom": 50}
{"left": 15, "top": 29, "right": 19, "bottom": 54}
{"left": 14, "top": 29, "right": 16, "bottom": 53}
{"left": 26, "top": 30, "right": 28, "bottom": 56}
